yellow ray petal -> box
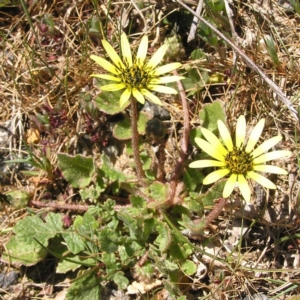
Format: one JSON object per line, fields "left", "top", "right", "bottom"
{"left": 91, "top": 74, "right": 121, "bottom": 81}
{"left": 100, "top": 83, "right": 126, "bottom": 91}
{"left": 194, "top": 137, "right": 226, "bottom": 162}
{"left": 137, "top": 35, "right": 148, "bottom": 63}
{"left": 238, "top": 174, "right": 251, "bottom": 202}
{"left": 194, "top": 138, "right": 222, "bottom": 160}
{"left": 148, "top": 85, "right": 178, "bottom": 94}
{"left": 245, "top": 118, "right": 265, "bottom": 153}
{"left": 253, "top": 150, "right": 292, "bottom": 164}
{"left": 251, "top": 135, "right": 282, "bottom": 158}
{"left": 121, "top": 33, "right": 132, "bottom": 66}
{"left": 223, "top": 174, "right": 237, "bottom": 198}
{"left": 201, "top": 127, "right": 228, "bottom": 156}
{"left": 132, "top": 88, "right": 145, "bottom": 104}
{"left": 101, "top": 40, "right": 125, "bottom": 70}
{"left": 203, "top": 169, "right": 230, "bottom": 185}
{"left": 218, "top": 120, "right": 233, "bottom": 151}
{"left": 120, "top": 88, "right": 131, "bottom": 107}
{"left": 90, "top": 55, "right": 118, "bottom": 75}
{"left": 253, "top": 164, "right": 288, "bottom": 175}
{"left": 189, "top": 159, "right": 226, "bottom": 168}
{"left": 147, "top": 44, "right": 167, "bottom": 69}
{"left": 153, "top": 62, "right": 182, "bottom": 76}
{"left": 141, "top": 89, "right": 162, "bottom": 105}
{"left": 247, "top": 171, "right": 276, "bottom": 189}
{"left": 235, "top": 115, "right": 246, "bottom": 148}
{"left": 150, "top": 75, "right": 184, "bottom": 84}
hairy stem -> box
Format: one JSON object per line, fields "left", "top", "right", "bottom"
{"left": 130, "top": 98, "right": 146, "bottom": 182}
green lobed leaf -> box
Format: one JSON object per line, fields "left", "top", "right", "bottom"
{"left": 197, "top": 179, "right": 227, "bottom": 206}
{"left": 169, "top": 237, "right": 193, "bottom": 261}
{"left": 57, "top": 154, "right": 95, "bottom": 188}
{"left": 14, "top": 213, "right": 61, "bottom": 245}
{"left": 113, "top": 271, "right": 129, "bottom": 290}
{"left": 150, "top": 181, "right": 167, "bottom": 202}
{"left": 180, "top": 259, "right": 197, "bottom": 275}
{"left": 183, "top": 167, "right": 204, "bottom": 191}
{"left": 199, "top": 100, "right": 226, "bottom": 135}
{"left": 45, "top": 212, "right": 63, "bottom": 232}
{"left": 100, "top": 154, "right": 126, "bottom": 182}
{"left": 2, "top": 213, "right": 62, "bottom": 266}
{"left": 66, "top": 271, "right": 101, "bottom": 300}
{"left": 117, "top": 210, "right": 139, "bottom": 239}
{"left": 57, "top": 255, "right": 96, "bottom": 274}
{"left": 95, "top": 89, "right": 129, "bottom": 115}
{"left": 182, "top": 68, "right": 209, "bottom": 97}
{"left": 129, "top": 195, "right": 146, "bottom": 208}
{"left": 62, "top": 231, "right": 86, "bottom": 255}
{"left": 102, "top": 252, "right": 119, "bottom": 275}
{"left": 1, "top": 236, "right": 48, "bottom": 266}
{"left": 190, "top": 49, "right": 206, "bottom": 60}
{"left": 178, "top": 214, "right": 205, "bottom": 235}
{"left": 155, "top": 223, "right": 172, "bottom": 252}
{"left": 98, "top": 228, "right": 119, "bottom": 253}
{"left": 113, "top": 112, "right": 151, "bottom": 140}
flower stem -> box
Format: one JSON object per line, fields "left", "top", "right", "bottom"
{"left": 130, "top": 98, "right": 146, "bottom": 182}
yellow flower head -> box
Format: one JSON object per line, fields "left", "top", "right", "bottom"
{"left": 90, "top": 33, "right": 183, "bottom": 107}
{"left": 189, "top": 116, "right": 292, "bottom": 202}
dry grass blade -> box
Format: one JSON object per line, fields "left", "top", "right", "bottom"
{"left": 176, "top": 0, "right": 299, "bottom": 121}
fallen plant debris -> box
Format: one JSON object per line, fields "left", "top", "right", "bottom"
{"left": 0, "top": 0, "right": 299, "bottom": 299}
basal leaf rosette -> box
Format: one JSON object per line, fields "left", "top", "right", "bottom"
{"left": 90, "top": 33, "right": 184, "bottom": 107}
{"left": 189, "top": 115, "right": 292, "bottom": 202}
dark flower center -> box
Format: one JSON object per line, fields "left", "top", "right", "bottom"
{"left": 120, "top": 60, "right": 153, "bottom": 89}
{"left": 225, "top": 147, "right": 253, "bottom": 175}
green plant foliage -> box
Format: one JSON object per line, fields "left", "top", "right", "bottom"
{"left": 197, "top": 19, "right": 219, "bottom": 46}
{"left": 197, "top": 179, "right": 227, "bottom": 206}
{"left": 164, "top": 34, "right": 184, "bottom": 60}
{"left": 113, "top": 112, "right": 151, "bottom": 140}
{"left": 182, "top": 67, "right": 209, "bottom": 97}
{"left": 88, "top": 15, "right": 101, "bottom": 35}
{"left": 190, "top": 48, "right": 206, "bottom": 60}
{"left": 57, "top": 154, "right": 95, "bottom": 188}
{"left": 183, "top": 167, "right": 204, "bottom": 191}
{"left": 180, "top": 259, "right": 197, "bottom": 275}
{"left": 199, "top": 100, "right": 226, "bottom": 133}
{"left": 95, "top": 90, "right": 129, "bottom": 114}
{"left": 209, "top": 0, "right": 225, "bottom": 11}
{"left": 190, "top": 100, "right": 226, "bottom": 147}
{"left": 178, "top": 214, "right": 206, "bottom": 235}
{"left": 2, "top": 97, "right": 232, "bottom": 298}
{"left": 57, "top": 255, "right": 95, "bottom": 274}
{"left": 5, "top": 190, "right": 30, "bottom": 209}
{"left": 112, "top": 271, "right": 129, "bottom": 290}
{"left": 2, "top": 213, "right": 62, "bottom": 266}
{"left": 264, "top": 35, "right": 280, "bottom": 67}
{"left": 66, "top": 271, "right": 102, "bottom": 300}
{"left": 155, "top": 223, "right": 172, "bottom": 252}
{"left": 99, "top": 154, "right": 126, "bottom": 182}
{"left": 62, "top": 229, "right": 86, "bottom": 255}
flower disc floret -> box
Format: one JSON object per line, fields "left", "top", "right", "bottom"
{"left": 225, "top": 146, "right": 253, "bottom": 175}
{"left": 90, "top": 33, "right": 184, "bottom": 107}
{"left": 189, "top": 115, "right": 292, "bottom": 202}
{"left": 121, "top": 61, "right": 153, "bottom": 90}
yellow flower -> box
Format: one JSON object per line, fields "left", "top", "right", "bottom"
{"left": 189, "top": 116, "right": 292, "bottom": 202}
{"left": 90, "top": 33, "right": 183, "bottom": 107}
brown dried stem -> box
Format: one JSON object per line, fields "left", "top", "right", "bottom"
{"left": 167, "top": 72, "right": 190, "bottom": 204}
